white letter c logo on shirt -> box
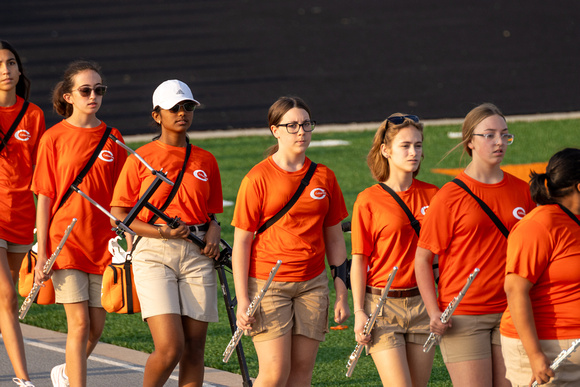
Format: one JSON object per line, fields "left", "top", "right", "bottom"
{"left": 14, "top": 129, "right": 31, "bottom": 141}
{"left": 310, "top": 188, "right": 327, "bottom": 200}
{"left": 98, "top": 150, "right": 114, "bottom": 162}
{"left": 512, "top": 207, "right": 526, "bottom": 220}
{"left": 193, "top": 170, "right": 208, "bottom": 181}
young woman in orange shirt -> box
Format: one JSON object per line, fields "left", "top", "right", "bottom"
{"left": 33, "top": 61, "right": 127, "bottom": 387}
{"left": 350, "top": 114, "right": 438, "bottom": 386}
{"left": 232, "top": 96, "right": 350, "bottom": 386}
{"left": 0, "top": 40, "right": 46, "bottom": 387}
{"left": 501, "top": 148, "right": 580, "bottom": 386}
{"left": 415, "top": 103, "right": 535, "bottom": 387}
{"left": 111, "top": 79, "right": 223, "bottom": 387}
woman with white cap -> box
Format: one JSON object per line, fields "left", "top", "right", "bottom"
{"left": 111, "top": 79, "right": 223, "bottom": 387}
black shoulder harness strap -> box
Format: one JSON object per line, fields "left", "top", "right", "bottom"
{"left": 57, "top": 126, "right": 113, "bottom": 210}
{"left": 452, "top": 178, "right": 509, "bottom": 238}
{"left": 0, "top": 101, "right": 30, "bottom": 154}
{"left": 256, "top": 161, "right": 317, "bottom": 235}
{"left": 131, "top": 143, "right": 192, "bottom": 252}
{"left": 378, "top": 183, "right": 421, "bottom": 237}
{"left": 557, "top": 203, "right": 580, "bottom": 228}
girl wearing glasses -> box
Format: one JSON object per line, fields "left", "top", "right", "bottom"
{"left": 415, "top": 103, "right": 535, "bottom": 387}
{"left": 32, "top": 60, "right": 127, "bottom": 387}
{"left": 232, "top": 96, "right": 350, "bottom": 385}
{"left": 111, "top": 79, "right": 223, "bottom": 387}
{"left": 350, "top": 114, "right": 438, "bottom": 386}
{"left": 500, "top": 148, "right": 580, "bottom": 386}
{"left": 0, "top": 40, "right": 46, "bottom": 387}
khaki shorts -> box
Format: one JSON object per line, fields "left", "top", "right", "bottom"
{"left": 501, "top": 335, "right": 580, "bottom": 386}
{"left": 364, "top": 292, "right": 430, "bottom": 354}
{"left": 52, "top": 269, "right": 103, "bottom": 308}
{"left": 132, "top": 236, "right": 218, "bottom": 322}
{"left": 0, "top": 239, "right": 32, "bottom": 254}
{"left": 247, "top": 270, "right": 329, "bottom": 343}
{"left": 440, "top": 313, "right": 502, "bottom": 363}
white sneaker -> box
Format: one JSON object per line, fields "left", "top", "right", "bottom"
{"left": 50, "top": 364, "right": 69, "bottom": 387}
{"left": 12, "top": 379, "right": 35, "bottom": 387}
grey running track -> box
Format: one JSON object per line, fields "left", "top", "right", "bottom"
{"left": 0, "top": 324, "right": 245, "bottom": 387}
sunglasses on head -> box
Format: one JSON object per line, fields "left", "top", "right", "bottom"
{"left": 74, "top": 85, "right": 107, "bottom": 97}
{"left": 386, "top": 115, "right": 420, "bottom": 125}
{"left": 168, "top": 102, "right": 197, "bottom": 113}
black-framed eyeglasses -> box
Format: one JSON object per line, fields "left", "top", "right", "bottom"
{"left": 74, "top": 85, "right": 107, "bottom": 97}
{"left": 277, "top": 120, "right": 316, "bottom": 134}
{"left": 472, "top": 133, "right": 515, "bottom": 145}
{"left": 168, "top": 102, "right": 197, "bottom": 113}
{"left": 386, "top": 115, "right": 420, "bottom": 125}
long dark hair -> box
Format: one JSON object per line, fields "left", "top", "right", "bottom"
{"left": 529, "top": 148, "right": 580, "bottom": 205}
{"left": 52, "top": 60, "right": 102, "bottom": 118}
{"left": 0, "top": 41, "right": 30, "bottom": 100}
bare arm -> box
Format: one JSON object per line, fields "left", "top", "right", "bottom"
{"left": 34, "top": 194, "right": 52, "bottom": 285}
{"left": 110, "top": 206, "right": 190, "bottom": 241}
{"left": 504, "top": 273, "right": 553, "bottom": 386}
{"left": 351, "top": 253, "right": 371, "bottom": 344}
{"left": 415, "top": 246, "right": 449, "bottom": 335}
{"left": 324, "top": 223, "right": 350, "bottom": 324}
{"left": 201, "top": 214, "right": 221, "bottom": 259}
{"left": 232, "top": 228, "right": 254, "bottom": 330}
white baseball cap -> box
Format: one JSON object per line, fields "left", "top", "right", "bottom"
{"left": 152, "top": 79, "right": 200, "bottom": 109}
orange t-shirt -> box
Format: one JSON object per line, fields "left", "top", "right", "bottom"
{"left": 0, "top": 96, "right": 46, "bottom": 244}
{"left": 418, "top": 171, "right": 535, "bottom": 314}
{"left": 352, "top": 180, "right": 439, "bottom": 288}
{"left": 111, "top": 141, "right": 223, "bottom": 225}
{"left": 232, "top": 157, "right": 348, "bottom": 282}
{"left": 32, "top": 120, "right": 127, "bottom": 274}
{"left": 500, "top": 205, "right": 580, "bottom": 340}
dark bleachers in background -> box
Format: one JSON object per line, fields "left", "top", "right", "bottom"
{"left": 4, "top": 0, "right": 580, "bottom": 136}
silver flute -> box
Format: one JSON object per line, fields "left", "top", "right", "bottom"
{"left": 531, "top": 338, "right": 580, "bottom": 387}
{"left": 222, "top": 260, "right": 282, "bottom": 363}
{"left": 19, "top": 218, "right": 77, "bottom": 319}
{"left": 423, "top": 267, "right": 480, "bottom": 353}
{"left": 346, "top": 266, "right": 398, "bottom": 377}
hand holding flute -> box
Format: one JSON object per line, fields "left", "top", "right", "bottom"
{"left": 346, "top": 266, "right": 398, "bottom": 378}
{"left": 423, "top": 268, "right": 480, "bottom": 352}
{"left": 19, "top": 218, "right": 77, "bottom": 319}
{"left": 223, "top": 260, "right": 282, "bottom": 363}
{"left": 530, "top": 338, "right": 580, "bottom": 387}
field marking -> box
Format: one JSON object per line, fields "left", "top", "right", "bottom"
{"left": 19, "top": 337, "right": 181, "bottom": 382}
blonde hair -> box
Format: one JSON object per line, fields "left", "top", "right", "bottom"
{"left": 440, "top": 103, "right": 506, "bottom": 162}
{"left": 367, "top": 113, "right": 424, "bottom": 182}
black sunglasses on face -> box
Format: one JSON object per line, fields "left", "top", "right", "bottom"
{"left": 74, "top": 85, "right": 107, "bottom": 97}
{"left": 168, "top": 102, "right": 197, "bottom": 113}
{"left": 386, "top": 115, "right": 420, "bottom": 125}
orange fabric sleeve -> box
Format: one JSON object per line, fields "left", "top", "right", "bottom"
{"left": 0, "top": 97, "right": 46, "bottom": 244}
{"left": 500, "top": 205, "right": 580, "bottom": 339}
{"left": 32, "top": 121, "right": 127, "bottom": 274}
{"left": 111, "top": 141, "right": 223, "bottom": 225}
{"left": 418, "top": 171, "right": 536, "bottom": 315}
{"left": 351, "top": 180, "right": 439, "bottom": 289}
{"left": 232, "top": 157, "right": 348, "bottom": 281}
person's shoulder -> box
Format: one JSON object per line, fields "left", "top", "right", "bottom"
{"left": 24, "top": 100, "right": 44, "bottom": 118}
{"left": 503, "top": 171, "right": 530, "bottom": 188}
{"left": 413, "top": 179, "right": 439, "bottom": 192}
{"left": 42, "top": 121, "right": 68, "bottom": 140}
{"left": 356, "top": 184, "right": 380, "bottom": 201}
{"left": 191, "top": 144, "right": 217, "bottom": 160}
{"left": 244, "top": 157, "right": 271, "bottom": 180}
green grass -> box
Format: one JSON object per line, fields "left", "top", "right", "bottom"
{"left": 19, "top": 119, "right": 580, "bottom": 386}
